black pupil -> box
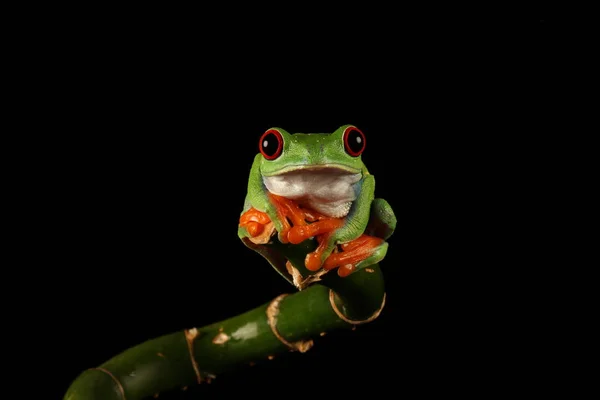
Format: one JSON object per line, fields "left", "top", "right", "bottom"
{"left": 346, "top": 130, "right": 364, "bottom": 154}
{"left": 262, "top": 133, "right": 279, "bottom": 157}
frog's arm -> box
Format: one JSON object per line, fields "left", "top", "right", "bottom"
{"left": 313, "top": 173, "right": 376, "bottom": 266}
{"left": 238, "top": 154, "right": 296, "bottom": 283}
{"left": 304, "top": 174, "right": 398, "bottom": 277}
{"left": 238, "top": 154, "right": 286, "bottom": 240}
{"left": 334, "top": 196, "right": 396, "bottom": 273}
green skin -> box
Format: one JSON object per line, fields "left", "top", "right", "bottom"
{"left": 238, "top": 124, "right": 396, "bottom": 282}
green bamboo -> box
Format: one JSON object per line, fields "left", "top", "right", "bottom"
{"left": 64, "top": 241, "right": 388, "bottom": 400}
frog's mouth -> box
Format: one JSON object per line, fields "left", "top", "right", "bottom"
{"left": 262, "top": 163, "right": 361, "bottom": 176}
{"left": 262, "top": 165, "right": 362, "bottom": 218}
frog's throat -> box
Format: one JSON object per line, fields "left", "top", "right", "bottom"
{"left": 262, "top": 167, "right": 361, "bottom": 218}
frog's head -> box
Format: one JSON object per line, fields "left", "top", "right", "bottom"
{"left": 257, "top": 124, "right": 367, "bottom": 177}
{"left": 256, "top": 125, "right": 368, "bottom": 218}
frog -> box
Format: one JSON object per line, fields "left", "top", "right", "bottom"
{"left": 238, "top": 125, "right": 396, "bottom": 285}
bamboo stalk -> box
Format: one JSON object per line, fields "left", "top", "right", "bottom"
{"left": 64, "top": 248, "right": 387, "bottom": 399}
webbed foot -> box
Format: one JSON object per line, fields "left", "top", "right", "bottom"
{"left": 322, "top": 234, "right": 388, "bottom": 277}
{"left": 239, "top": 208, "right": 274, "bottom": 244}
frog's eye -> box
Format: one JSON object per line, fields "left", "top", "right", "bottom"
{"left": 259, "top": 129, "right": 284, "bottom": 160}
{"left": 343, "top": 126, "right": 366, "bottom": 157}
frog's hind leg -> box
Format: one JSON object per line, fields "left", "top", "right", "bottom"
{"left": 322, "top": 234, "right": 388, "bottom": 277}
{"left": 365, "top": 198, "right": 397, "bottom": 240}
{"left": 322, "top": 198, "right": 396, "bottom": 277}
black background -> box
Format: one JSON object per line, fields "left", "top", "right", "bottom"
{"left": 38, "top": 11, "right": 562, "bottom": 399}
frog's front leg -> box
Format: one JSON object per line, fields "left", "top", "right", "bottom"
{"left": 323, "top": 196, "right": 397, "bottom": 276}
{"left": 239, "top": 193, "right": 333, "bottom": 244}
{"left": 239, "top": 207, "right": 275, "bottom": 244}
{"left": 302, "top": 174, "right": 381, "bottom": 276}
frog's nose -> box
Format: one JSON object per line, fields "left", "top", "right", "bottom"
{"left": 305, "top": 142, "right": 327, "bottom": 163}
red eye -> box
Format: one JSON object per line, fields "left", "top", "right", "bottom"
{"left": 343, "top": 126, "right": 366, "bottom": 157}
{"left": 259, "top": 129, "right": 283, "bottom": 160}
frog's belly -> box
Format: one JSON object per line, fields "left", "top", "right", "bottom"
{"left": 263, "top": 170, "right": 361, "bottom": 218}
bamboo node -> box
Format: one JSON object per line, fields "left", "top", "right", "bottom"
{"left": 92, "top": 367, "right": 126, "bottom": 400}
{"left": 329, "top": 289, "right": 386, "bottom": 324}
{"left": 184, "top": 327, "right": 203, "bottom": 384}
{"left": 285, "top": 261, "right": 328, "bottom": 290}
{"left": 267, "top": 294, "right": 314, "bottom": 353}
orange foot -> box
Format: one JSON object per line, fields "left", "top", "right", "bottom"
{"left": 268, "top": 194, "right": 344, "bottom": 246}
{"left": 239, "top": 208, "right": 271, "bottom": 237}
{"left": 239, "top": 207, "right": 274, "bottom": 244}
{"left": 239, "top": 194, "right": 336, "bottom": 244}
{"left": 241, "top": 194, "right": 365, "bottom": 276}
{"left": 322, "top": 234, "right": 385, "bottom": 277}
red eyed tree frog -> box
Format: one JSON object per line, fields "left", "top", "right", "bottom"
{"left": 238, "top": 125, "right": 396, "bottom": 283}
